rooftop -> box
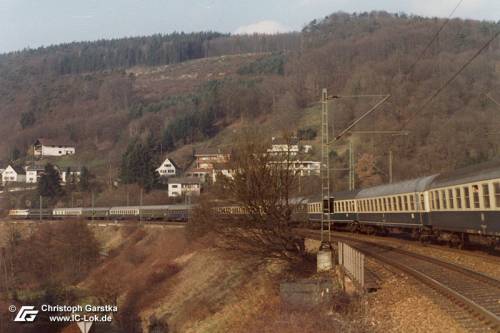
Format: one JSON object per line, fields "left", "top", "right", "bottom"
{"left": 168, "top": 177, "right": 201, "bottom": 185}
{"left": 186, "top": 168, "right": 211, "bottom": 173}
{"left": 26, "top": 165, "right": 46, "bottom": 171}
{"left": 271, "top": 137, "right": 299, "bottom": 145}
{"left": 160, "top": 157, "right": 179, "bottom": 169}
{"left": 194, "top": 147, "right": 231, "bottom": 156}
{"left": 35, "top": 138, "right": 75, "bottom": 147}
{"left": 5, "top": 165, "right": 26, "bottom": 175}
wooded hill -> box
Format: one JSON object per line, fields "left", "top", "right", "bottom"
{"left": 1, "top": 11, "right": 499, "bottom": 191}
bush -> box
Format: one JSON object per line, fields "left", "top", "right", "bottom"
{"left": 238, "top": 53, "right": 285, "bottom": 75}
{"left": 297, "top": 127, "right": 317, "bottom": 140}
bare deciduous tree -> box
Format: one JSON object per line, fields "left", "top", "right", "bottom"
{"left": 190, "top": 134, "right": 306, "bottom": 263}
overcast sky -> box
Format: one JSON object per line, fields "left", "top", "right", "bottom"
{"left": 0, "top": 0, "right": 499, "bottom": 53}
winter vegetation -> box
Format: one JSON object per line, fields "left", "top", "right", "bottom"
{"left": 1, "top": 12, "right": 499, "bottom": 201}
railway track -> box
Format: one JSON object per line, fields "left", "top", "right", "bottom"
{"left": 301, "top": 230, "right": 500, "bottom": 332}
{"left": 334, "top": 229, "right": 500, "bottom": 265}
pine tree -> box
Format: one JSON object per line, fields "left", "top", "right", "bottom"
{"left": 38, "top": 164, "right": 63, "bottom": 199}
{"left": 119, "top": 139, "right": 159, "bottom": 192}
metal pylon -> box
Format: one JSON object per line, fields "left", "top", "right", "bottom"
{"left": 321, "top": 88, "right": 331, "bottom": 243}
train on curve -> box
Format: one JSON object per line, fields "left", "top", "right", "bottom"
{"left": 7, "top": 161, "right": 500, "bottom": 248}
{"left": 308, "top": 160, "right": 500, "bottom": 249}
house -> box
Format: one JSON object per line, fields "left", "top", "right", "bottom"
{"left": 1, "top": 165, "right": 26, "bottom": 183}
{"left": 268, "top": 137, "right": 300, "bottom": 156}
{"left": 156, "top": 157, "right": 178, "bottom": 178}
{"left": 34, "top": 138, "right": 76, "bottom": 157}
{"left": 268, "top": 160, "right": 321, "bottom": 176}
{"left": 185, "top": 168, "right": 211, "bottom": 183}
{"left": 61, "top": 168, "right": 81, "bottom": 183}
{"left": 211, "top": 167, "right": 235, "bottom": 183}
{"left": 293, "top": 161, "right": 321, "bottom": 176}
{"left": 194, "top": 148, "right": 231, "bottom": 169}
{"left": 168, "top": 177, "right": 201, "bottom": 197}
{"left": 26, "top": 165, "right": 45, "bottom": 183}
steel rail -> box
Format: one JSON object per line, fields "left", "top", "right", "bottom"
{"left": 300, "top": 230, "right": 500, "bottom": 330}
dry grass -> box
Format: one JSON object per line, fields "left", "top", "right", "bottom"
{"left": 79, "top": 226, "right": 369, "bottom": 333}
{"left": 234, "top": 292, "right": 369, "bottom": 333}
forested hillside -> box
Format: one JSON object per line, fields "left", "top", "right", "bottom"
{"left": 1, "top": 11, "right": 500, "bottom": 190}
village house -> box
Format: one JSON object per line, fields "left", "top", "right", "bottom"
{"left": 167, "top": 177, "right": 201, "bottom": 197}
{"left": 1, "top": 165, "right": 26, "bottom": 184}
{"left": 34, "top": 138, "right": 76, "bottom": 157}
{"left": 185, "top": 168, "right": 211, "bottom": 183}
{"left": 156, "top": 157, "right": 178, "bottom": 178}
{"left": 268, "top": 160, "right": 321, "bottom": 176}
{"left": 194, "top": 148, "right": 231, "bottom": 169}
{"left": 61, "top": 168, "right": 81, "bottom": 183}
{"left": 211, "top": 167, "right": 235, "bottom": 183}
{"left": 267, "top": 137, "right": 300, "bottom": 156}
{"left": 26, "top": 165, "right": 45, "bottom": 183}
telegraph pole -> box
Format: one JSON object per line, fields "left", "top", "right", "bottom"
{"left": 91, "top": 192, "right": 94, "bottom": 223}
{"left": 39, "top": 195, "right": 42, "bottom": 222}
{"left": 349, "top": 141, "right": 355, "bottom": 191}
{"left": 321, "top": 88, "right": 332, "bottom": 244}
{"left": 139, "top": 188, "right": 143, "bottom": 224}
{"left": 317, "top": 88, "right": 334, "bottom": 273}
{"left": 317, "top": 90, "right": 391, "bottom": 272}
{"left": 389, "top": 150, "right": 393, "bottom": 184}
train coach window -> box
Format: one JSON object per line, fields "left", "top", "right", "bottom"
{"left": 409, "top": 195, "right": 415, "bottom": 210}
{"left": 472, "top": 185, "right": 480, "bottom": 209}
{"left": 430, "top": 192, "right": 435, "bottom": 209}
{"left": 482, "top": 184, "right": 490, "bottom": 209}
{"left": 402, "top": 196, "right": 408, "bottom": 211}
{"left": 441, "top": 190, "right": 447, "bottom": 209}
{"left": 448, "top": 189, "right": 454, "bottom": 209}
{"left": 463, "top": 187, "right": 471, "bottom": 209}
{"left": 435, "top": 191, "right": 441, "bottom": 210}
{"left": 455, "top": 188, "right": 462, "bottom": 209}
{"left": 495, "top": 183, "right": 500, "bottom": 208}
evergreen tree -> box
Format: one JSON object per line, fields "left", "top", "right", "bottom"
{"left": 120, "top": 139, "right": 159, "bottom": 192}
{"left": 38, "top": 164, "right": 63, "bottom": 199}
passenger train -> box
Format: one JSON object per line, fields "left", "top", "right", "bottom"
{"left": 308, "top": 160, "right": 500, "bottom": 248}
{"left": 8, "top": 205, "right": 190, "bottom": 222}
{"left": 7, "top": 161, "right": 500, "bottom": 248}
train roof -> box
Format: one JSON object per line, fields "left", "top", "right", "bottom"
{"left": 305, "top": 189, "right": 360, "bottom": 202}
{"left": 429, "top": 159, "right": 500, "bottom": 189}
{"left": 109, "top": 205, "right": 191, "bottom": 210}
{"left": 356, "top": 175, "right": 439, "bottom": 198}
{"left": 334, "top": 189, "right": 361, "bottom": 200}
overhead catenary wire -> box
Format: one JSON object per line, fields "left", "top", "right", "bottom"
{"left": 404, "top": 0, "right": 465, "bottom": 76}
{"left": 332, "top": 95, "right": 392, "bottom": 142}
{"left": 401, "top": 28, "right": 500, "bottom": 129}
